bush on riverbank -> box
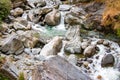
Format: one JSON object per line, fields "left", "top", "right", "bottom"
{"left": 0, "top": 0, "right": 11, "bottom": 23}
{"left": 100, "top": 0, "right": 120, "bottom": 36}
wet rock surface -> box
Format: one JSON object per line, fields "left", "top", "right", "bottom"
{"left": 101, "top": 54, "right": 115, "bottom": 67}
{"left": 45, "top": 9, "right": 61, "bottom": 26}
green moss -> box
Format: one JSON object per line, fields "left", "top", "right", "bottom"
{"left": 65, "top": 53, "right": 85, "bottom": 58}
{"left": 0, "top": 0, "right": 11, "bottom": 21}
{"left": 18, "top": 72, "right": 25, "bottom": 80}
{"left": 117, "top": 28, "right": 120, "bottom": 37}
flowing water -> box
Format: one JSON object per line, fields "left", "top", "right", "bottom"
{"left": 31, "top": 11, "right": 66, "bottom": 37}
{"left": 26, "top": 8, "right": 120, "bottom": 80}
{"left": 89, "top": 39, "right": 120, "bottom": 80}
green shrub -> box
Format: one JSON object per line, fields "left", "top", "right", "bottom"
{"left": 117, "top": 28, "right": 120, "bottom": 37}
{"left": 18, "top": 72, "right": 25, "bottom": 80}
{"left": 0, "top": 0, "right": 11, "bottom": 21}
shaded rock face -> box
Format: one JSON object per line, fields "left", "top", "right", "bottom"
{"left": 0, "top": 62, "right": 19, "bottom": 80}
{"left": 40, "top": 36, "right": 62, "bottom": 57}
{"left": 33, "top": 56, "right": 91, "bottom": 80}
{"left": 64, "top": 2, "right": 104, "bottom": 31}
{"left": 101, "top": 54, "right": 115, "bottom": 67}
{"left": 64, "top": 13, "right": 83, "bottom": 27}
{"left": 82, "top": 2, "right": 104, "bottom": 31}
{"left": 0, "top": 34, "right": 24, "bottom": 55}
{"left": 11, "top": 0, "right": 26, "bottom": 8}
{"left": 45, "top": 9, "right": 61, "bottom": 26}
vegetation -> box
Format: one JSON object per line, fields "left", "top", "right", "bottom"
{"left": 0, "top": 74, "right": 9, "bottom": 80}
{"left": 0, "top": 0, "right": 11, "bottom": 23}
{"left": 18, "top": 72, "right": 25, "bottom": 80}
{"left": 99, "top": 0, "right": 120, "bottom": 36}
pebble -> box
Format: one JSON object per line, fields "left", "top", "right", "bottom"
{"left": 97, "top": 75, "right": 102, "bottom": 80}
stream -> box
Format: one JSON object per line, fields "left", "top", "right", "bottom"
{"left": 31, "top": 10, "right": 120, "bottom": 80}
{"left": 0, "top": 0, "right": 120, "bottom": 80}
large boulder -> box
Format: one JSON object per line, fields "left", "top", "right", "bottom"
{"left": 65, "top": 25, "right": 81, "bottom": 40}
{"left": 45, "top": 9, "right": 61, "bottom": 26}
{"left": 40, "top": 36, "right": 62, "bottom": 57}
{"left": 64, "top": 36, "right": 82, "bottom": 54}
{"left": 64, "top": 13, "right": 82, "bottom": 26}
{"left": 64, "top": 25, "right": 82, "bottom": 54}
{"left": 0, "top": 33, "right": 24, "bottom": 55}
{"left": 32, "top": 55, "right": 92, "bottom": 80}
{"left": 101, "top": 54, "right": 115, "bottom": 67}
{"left": 10, "top": 7, "right": 24, "bottom": 17}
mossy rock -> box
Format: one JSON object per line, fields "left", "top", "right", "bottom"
{"left": 0, "top": 0, "right": 12, "bottom": 21}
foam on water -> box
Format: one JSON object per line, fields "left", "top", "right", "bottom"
{"left": 89, "top": 39, "right": 120, "bottom": 80}
{"left": 31, "top": 11, "right": 67, "bottom": 37}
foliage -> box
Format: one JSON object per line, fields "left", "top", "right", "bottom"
{"left": 0, "top": 74, "right": 9, "bottom": 80}
{"left": 95, "top": 0, "right": 120, "bottom": 36}
{"left": 18, "top": 72, "right": 25, "bottom": 80}
{"left": 0, "top": 0, "right": 11, "bottom": 22}
{"left": 117, "top": 28, "right": 120, "bottom": 37}
{"left": 101, "top": 0, "right": 120, "bottom": 29}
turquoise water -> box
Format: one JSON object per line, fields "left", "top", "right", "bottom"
{"left": 44, "top": 26, "right": 66, "bottom": 37}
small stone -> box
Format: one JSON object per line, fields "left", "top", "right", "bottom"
{"left": 83, "top": 45, "right": 96, "bottom": 57}
{"left": 101, "top": 54, "right": 115, "bottom": 67}
{"left": 81, "top": 41, "right": 89, "bottom": 49}
{"left": 59, "top": 4, "right": 71, "bottom": 11}
{"left": 87, "top": 59, "right": 93, "bottom": 63}
{"left": 83, "top": 62, "right": 89, "bottom": 68}
{"left": 97, "top": 75, "right": 102, "bottom": 80}
{"left": 97, "top": 39, "right": 104, "bottom": 44}
{"left": 103, "top": 40, "right": 109, "bottom": 46}
{"left": 77, "top": 60, "right": 83, "bottom": 67}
